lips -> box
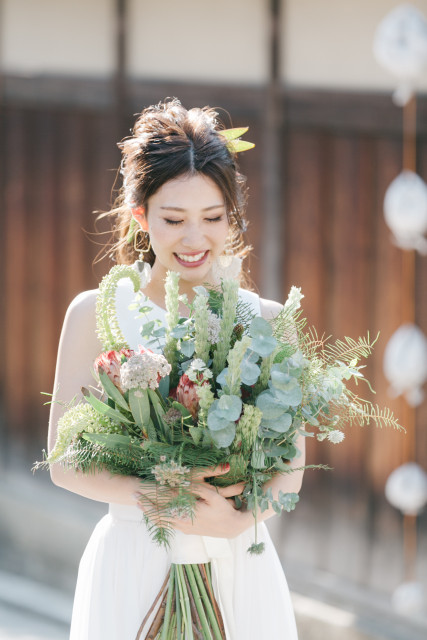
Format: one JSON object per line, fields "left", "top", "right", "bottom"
{"left": 174, "top": 250, "right": 209, "bottom": 268}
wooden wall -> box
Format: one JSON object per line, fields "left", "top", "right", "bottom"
{"left": 1, "top": 79, "right": 426, "bottom": 492}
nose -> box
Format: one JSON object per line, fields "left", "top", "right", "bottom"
{"left": 181, "top": 223, "right": 204, "bottom": 248}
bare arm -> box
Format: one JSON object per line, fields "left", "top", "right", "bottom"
{"left": 48, "top": 290, "right": 142, "bottom": 505}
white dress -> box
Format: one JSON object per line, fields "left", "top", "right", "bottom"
{"left": 69, "top": 282, "right": 298, "bottom": 640}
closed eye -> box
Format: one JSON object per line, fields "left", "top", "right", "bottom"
{"left": 164, "top": 219, "right": 183, "bottom": 225}
{"left": 206, "top": 216, "right": 224, "bottom": 222}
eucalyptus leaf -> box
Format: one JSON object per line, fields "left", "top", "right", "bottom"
{"left": 241, "top": 352, "right": 261, "bottom": 386}
{"left": 251, "top": 337, "right": 277, "bottom": 357}
{"left": 261, "top": 412, "right": 293, "bottom": 433}
{"left": 170, "top": 325, "right": 188, "bottom": 339}
{"left": 256, "top": 392, "right": 287, "bottom": 419}
{"left": 217, "top": 394, "right": 242, "bottom": 421}
{"left": 180, "top": 340, "right": 195, "bottom": 357}
{"left": 207, "top": 411, "right": 233, "bottom": 432}
{"left": 140, "top": 320, "right": 155, "bottom": 337}
{"left": 278, "top": 491, "right": 300, "bottom": 512}
{"left": 272, "top": 383, "right": 303, "bottom": 407}
{"left": 209, "top": 423, "right": 236, "bottom": 448}
{"left": 250, "top": 316, "right": 273, "bottom": 337}
{"left": 216, "top": 368, "right": 228, "bottom": 388}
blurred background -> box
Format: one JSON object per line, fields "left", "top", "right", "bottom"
{"left": 0, "top": 1, "right": 426, "bottom": 638}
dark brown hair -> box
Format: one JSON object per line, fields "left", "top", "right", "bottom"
{"left": 99, "top": 98, "right": 250, "bottom": 267}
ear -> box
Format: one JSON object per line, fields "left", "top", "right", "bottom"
{"left": 132, "top": 206, "right": 149, "bottom": 232}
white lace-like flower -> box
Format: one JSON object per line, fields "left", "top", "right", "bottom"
{"left": 207, "top": 310, "right": 221, "bottom": 344}
{"left": 120, "top": 350, "right": 171, "bottom": 391}
{"left": 186, "top": 358, "right": 213, "bottom": 382}
{"left": 151, "top": 459, "right": 191, "bottom": 487}
{"left": 327, "top": 430, "right": 345, "bottom": 444}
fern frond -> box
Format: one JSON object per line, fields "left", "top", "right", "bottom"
{"left": 322, "top": 333, "right": 379, "bottom": 366}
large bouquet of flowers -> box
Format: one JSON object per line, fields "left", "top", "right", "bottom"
{"left": 38, "top": 264, "right": 401, "bottom": 639}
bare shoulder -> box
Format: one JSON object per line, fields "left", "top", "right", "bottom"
{"left": 65, "top": 288, "right": 98, "bottom": 321}
{"left": 259, "top": 297, "right": 283, "bottom": 321}
{"left": 61, "top": 289, "right": 101, "bottom": 352}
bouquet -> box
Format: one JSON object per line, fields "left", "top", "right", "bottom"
{"left": 37, "top": 264, "right": 402, "bottom": 639}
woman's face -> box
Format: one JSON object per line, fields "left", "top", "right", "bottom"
{"left": 141, "top": 173, "right": 230, "bottom": 286}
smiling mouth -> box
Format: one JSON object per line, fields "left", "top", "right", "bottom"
{"left": 174, "top": 250, "right": 209, "bottom": 266}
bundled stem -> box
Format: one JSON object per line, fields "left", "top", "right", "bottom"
{"left": 136, "top": 563, "right": 226, "bottom": 640}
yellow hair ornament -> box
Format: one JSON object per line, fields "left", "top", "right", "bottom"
{"left": 219, "top": 127, "right": 255, "bottom": 153}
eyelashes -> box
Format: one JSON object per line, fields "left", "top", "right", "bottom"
{"left": 165, "top": 216, "right": 223, "bottom": 226}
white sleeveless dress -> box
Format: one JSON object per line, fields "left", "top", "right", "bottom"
{"left": 69, "top": 282, "right": 298, "bottom": 640}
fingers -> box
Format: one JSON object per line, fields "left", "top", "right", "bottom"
{"left": 216, "top": 482, "right": 245, "bottom": 498}
{"left": 190, "top": 463, "right": 230, "bottom": 482}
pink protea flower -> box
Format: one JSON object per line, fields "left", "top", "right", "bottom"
{"left": 175, "top": 373, "right": 209, "bottom": 420}
{"left": 94, "top": 348, "right": 134, "bottom": 391}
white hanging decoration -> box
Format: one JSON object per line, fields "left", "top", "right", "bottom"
{"left": 383, "top": 324, "right": 427, "bottom": 406}
{"left": 373, "top": 4, "right": 427, "bottom": 106}
{"left": 383, "top": 171, "right": 427, "bottom": 254}
{"left": 385, "top": 462, "right": 427, "bottom": 514}
{"left": 392, "top": 581, "right": 426, "bottom": 615}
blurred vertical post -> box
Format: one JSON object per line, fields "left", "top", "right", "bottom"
{"left": 113, "top": 0, "right": 127, "bottom": 137}
{"left": 402, "top": 95, "right": 417, "bottom": 581}
{"left": 261, "top": 0, "right": 284, "bottom": 300}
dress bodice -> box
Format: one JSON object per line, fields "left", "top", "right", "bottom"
{"left": 115, "top": 277, "right": 262, "bottom": 352}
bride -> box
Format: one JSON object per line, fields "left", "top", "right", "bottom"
{"left": 48, "top": 98, "right": 304, "bottom": 639}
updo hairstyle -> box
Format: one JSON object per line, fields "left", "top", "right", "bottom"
{"left": 103, "top": 98, "right": 250, "bottom": 266}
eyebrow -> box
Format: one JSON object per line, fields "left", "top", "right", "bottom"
{"left": 160, "top": 204, "right": 225, "bottom": 212}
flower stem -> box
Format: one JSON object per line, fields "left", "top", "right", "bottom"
{"left": 176, "top": 564, "right": 194, "bottom": 640}
{"left": 190, "top": 564, "right": 225, "bottom": 640}
{"left": 160, "top": 565, "right": 175, "bottom": 640}
{"left": 184, "top": 564, "right": 213, "bottom": 640}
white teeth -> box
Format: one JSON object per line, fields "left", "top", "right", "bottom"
{"left": 177, "top": 252, "right": 206, "bottom": 263}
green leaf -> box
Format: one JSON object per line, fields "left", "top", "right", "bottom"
{"left": 209, "top": 423, "right": 236, "bottom": 448}
{"left": 241, "top": 351, "right": 261, "bottom": 386}
{"left": 216, "top": 394, "right": 242, "bottom": 421}
{"left": 278, "top": 491, "right": 300, "bottom": 512}
{"left": 98, "top": 369, "right": 130, "bottom": 412}
{"left": 251, "top": 448, "right": 266, "bottom": 469}
{"left": 128, "top": 388, "right": 150, "bottom": 428}
{"left": 256, "top": 391, "right": 288, "bottom": 419}
{"left": 171, "top": 401, "right": 193, "bottom": 421}
{"left": 272, "top": 382, "right": 303, "bottom": 407}
{"left": 260, "top": 412, "right": 293, "bottom": 433}
{"left": 82, "top": 433, "right": 134, "bottom": 449}
{"left": 189, "top": 426, "right": 203, "bottom": 444}
{"left": 82, "top": 388, "right": 132, "bottom": 424}
{"left": 180, "top": 339, "right": 195, "bottom": 357}
{"left": 141, "top": 320, "right": 155, "bottom": 338}
{"left": 207, "top": 411, "right": 233, "bottom": 432}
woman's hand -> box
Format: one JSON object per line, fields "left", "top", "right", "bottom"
{"left": 134, "top": 464, "right": 248, "bottom": 539}
{"left": 169, "top": 466, "right": 247, "bottom": 538}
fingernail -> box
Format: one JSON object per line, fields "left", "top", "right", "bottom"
{"left": 132, "top": 492, "right": 141, "bottom": 500}
{"left": 222, "top": 463, "right": 230, "bottom": 471}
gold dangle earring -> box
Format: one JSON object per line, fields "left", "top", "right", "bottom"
{"left": 131, "top": 223, "right": 152, "bottom": 288}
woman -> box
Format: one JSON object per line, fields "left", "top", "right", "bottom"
{"left": 48, "top": 98, "right": 304, "bottom": 639}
